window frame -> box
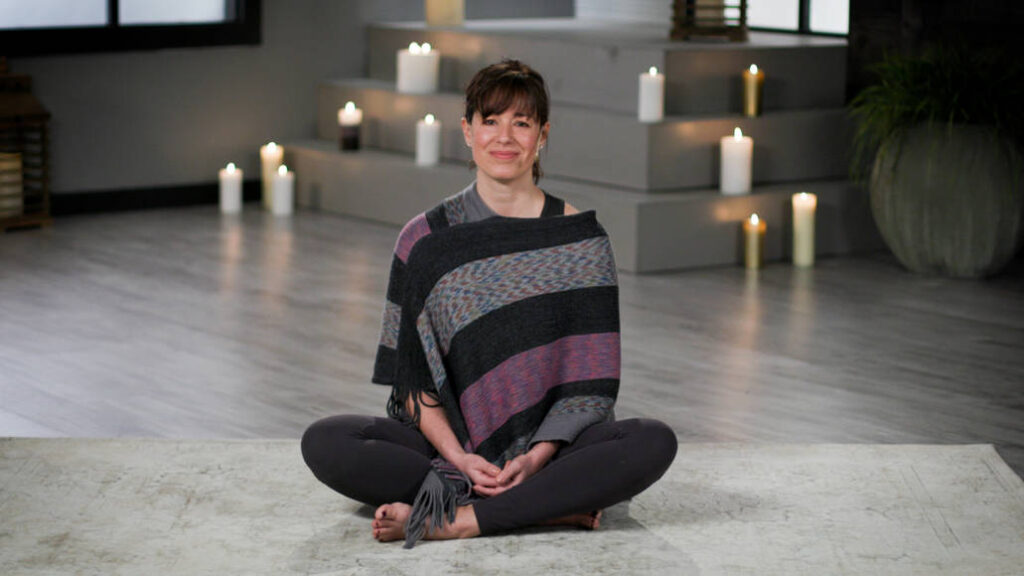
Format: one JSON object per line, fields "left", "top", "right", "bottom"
{"left": 0, "top": 0, "right": 260, "bottom": 57}
{"left": 747, "top": 0, "right": 849, "bottom": 37}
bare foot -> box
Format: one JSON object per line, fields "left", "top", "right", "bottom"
{"left": 542, "top": 509, "right": 603, "bottom": 530}
{"left": 372, "top": 502, "right": 481, "bottom": 543}
{"left": 372, "top": 502, "right": 412, "bottom": 542}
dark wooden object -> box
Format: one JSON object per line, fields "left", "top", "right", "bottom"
{"left": 672, "top": 0, "right": 748, "bottom": 42}
{"left": 0, "top": 57, "right": 53, "bottom": 232}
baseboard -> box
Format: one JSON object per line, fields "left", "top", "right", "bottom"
{"left": 51, "top": 180, "right": 262, "bottom": 216}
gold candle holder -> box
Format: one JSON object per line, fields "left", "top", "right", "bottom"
{"left": 426, "top": 0, "right": 464, "bottom": 26}
{"left": 743, "top": 213, "right": 766, "bottom": 269}
{"left": 742, "top": 64, "right": 765, "bottom": 117}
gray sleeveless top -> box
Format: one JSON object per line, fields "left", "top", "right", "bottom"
{"left": 458, "top": 183, "right": 566, "bottom": 223}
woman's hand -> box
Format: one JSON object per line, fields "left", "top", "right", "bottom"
{"left": 409, "top": 392, "right": 502, "bottom": 490}
{"left": 472, "top": 454, "right": 535, "bottom": 497}
{"left": 454, "top": 453, "right": 502, "bottom": 491}
{"left": 472, "top": 441, "right": 559, "bottom": 497}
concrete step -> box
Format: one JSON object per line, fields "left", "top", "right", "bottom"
{"left": 319, "top": 79, "right": 851, "bottom": 191}
{"left": 284, "top": 140, "right": 881, "bottom": 273}
{"left": 366, "top": 19, "right": 847, "bottom": 116}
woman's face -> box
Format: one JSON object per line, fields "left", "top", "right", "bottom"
{"left": 462, "top": 106, "right": 549, "bottom": 187}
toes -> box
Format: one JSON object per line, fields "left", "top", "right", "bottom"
{"left": 371, "top": 502, "right": 411, "bottom": 543}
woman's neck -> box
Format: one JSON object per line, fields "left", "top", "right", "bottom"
{"left": 475, "top": 174, "right": 544, "bottom": 218}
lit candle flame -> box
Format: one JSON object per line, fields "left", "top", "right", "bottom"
{"left": 278, "top": 165, "right": 288, "bottom": 175}
{"left": 226, "top": 162, "right": 236, "bottom": 173}
{"left": 424, "top": 113, "right": 435, "bottom": 125}
{"left": 267, "top": 142, "right": 277, "bottom": 152}
{"left": 345, "top": 101, "right": 356, "bottom": 112}
{"left": 409, "top": 42, "right": 421, "bottom": 54}
{"left": 422, "top": 42, "right": 432, "bottom": 54}
{"left": 734, "top": 127, "right": 743, "bottom": 139}
{"left": 750, "top": 213, "right": 759, "bottom": 225}
{"left": 750, "top": 64, "right": 759, "bottom": 74}
{"left": 649, "top": 66, "right": 658, "bottom": 76}
{"left": 793, "top": 192, "right": 818, "bottom": 208}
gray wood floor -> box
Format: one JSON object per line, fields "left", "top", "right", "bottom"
{"left": 2, "top": 206, "right": 1023, "bottom": 476}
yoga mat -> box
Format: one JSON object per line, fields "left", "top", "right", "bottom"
{"left": 2, "top": 439, "right": 1022, "bottom": 575}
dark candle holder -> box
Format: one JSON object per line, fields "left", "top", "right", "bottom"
{"left": 339, "top": 125, "right": 360, "bottom": 151}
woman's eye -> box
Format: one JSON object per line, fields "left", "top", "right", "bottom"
{"left": 515, "top": 121, "right": 532, "bottom": 128}
{"left": 483, "top": 118, "right": 497, "bottom": 125}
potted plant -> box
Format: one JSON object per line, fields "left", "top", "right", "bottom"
{"left": 850, "top": 44, "right": 1024, "bottom": 278}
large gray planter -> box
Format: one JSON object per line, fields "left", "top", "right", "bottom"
{"left": 870, "top": 123, "right": 1024, "bottom": 278}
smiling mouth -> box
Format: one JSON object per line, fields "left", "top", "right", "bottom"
{"left": 490, "top": 151, "right": 519, "bottom": 160}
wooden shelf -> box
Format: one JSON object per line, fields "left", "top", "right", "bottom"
{"left": 0, "top": 64, "right": 52, "bottom": 230}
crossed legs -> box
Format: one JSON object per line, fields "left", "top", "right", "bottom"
{"left": 301, "top": 415, "right": 677, "bottom": 540}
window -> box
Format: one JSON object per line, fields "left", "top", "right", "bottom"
{"left": 808, "top": 0, "right": 849, "bottom": 35}
{"left": 1, "top": 0, "right": 108, "bottom": 29}
{"left": 0, "top": 0, "right": 260, "bottom": 56}
{"left": 747, "top": 0, "right": 800, "bottom": 31}
{"left": 120, "top": 0, "right": 228, "bottom": 26}
{"left": 746, "top": 0, "right": 849, "bottom": 35}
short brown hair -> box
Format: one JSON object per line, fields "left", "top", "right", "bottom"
{"left": 464, "top": 59, "right": 550, "bottom": 183}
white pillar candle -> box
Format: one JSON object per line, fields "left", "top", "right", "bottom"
{"left": 272, "top": 165, "right": 295, "bottom": 216}
{"left": 259, "top": 142, "right": 283, "bottom": 210}
{"left": 743, "top": 64, "right": 765, "bottom": 117}
{"left": 415, "top": 113, "right": 442, "bottom": 166}
{"left": 792, "top": 192, "right": 817, "bottom": 267}
{"left": 720, "top": 127, "right": 753, "bottom": 195}
{"left": 425, "top": 0, "right": 464, "bottom": 26}
{"left": 638, "top": 66, "right": 665, "bottom": 123}
{"left": 218, "top": 162, "right": 243, "bottom": 214}
{"left": 742, "top": 213, "right": 767, "bottom": 269}
{"left": 338, "top": 101, "right": 363, "bottom": 127}
{"left": 396, "top": 42, "right": 440, "bottom": 94}
{"left": 338, "top": 101, "right": 363, "bottom": 151}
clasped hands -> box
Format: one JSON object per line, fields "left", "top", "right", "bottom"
{"left": 454, "top": 442, "right": 557, "bottom": 497}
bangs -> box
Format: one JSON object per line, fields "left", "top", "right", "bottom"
{"left": 474, "top": 80, "right": 540, "bottom": 121}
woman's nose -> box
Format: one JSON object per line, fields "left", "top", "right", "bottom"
{"left": 496, "top": 122, "right": 513, "bottom": 141}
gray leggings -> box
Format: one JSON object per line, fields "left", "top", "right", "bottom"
{"left": 301, "top": 415, "right": 677, "bottom": 534}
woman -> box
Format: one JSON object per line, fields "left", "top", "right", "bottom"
{"left": 302, "top": 59, "right": 677, "bottom": 548}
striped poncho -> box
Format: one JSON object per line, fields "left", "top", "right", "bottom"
{"left": 372, "top": 192, "right": 620, "bottom": 469}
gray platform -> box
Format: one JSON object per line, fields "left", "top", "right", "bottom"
{"left": 292, "top": 18, "right": 872, "bottom": 272}
{"left": 319, "top": 79, "right": 851, "bottom": 190}
{"left": 285, "top": 141, "right": 881, "bottom": 273}
{"left": 366, "top": 19, "right": 847, "bottom": 115}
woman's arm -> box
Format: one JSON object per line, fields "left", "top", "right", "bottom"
{"left": 410, "top": 393, "right": 502, "bottom": 491}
